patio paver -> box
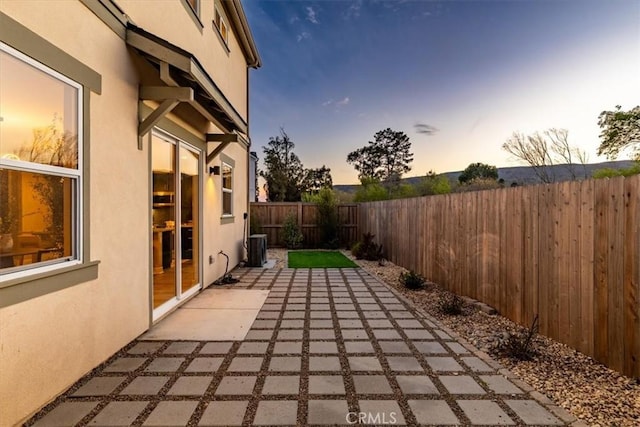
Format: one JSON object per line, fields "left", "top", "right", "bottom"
{"left": 142, "top": 401, "right": 198, "bottom": 426}
{"left": 198, "top": 401, "right": 247, "bottom": 426}
{"left": 26, "top": 267, "right": 571, "bottom": 427}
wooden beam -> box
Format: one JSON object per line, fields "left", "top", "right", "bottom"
{"left": 138, "top": 99, "right": 179, "bottom": 145}
{"left": 206, "top": 140, "right": 232, "bottom": 164}
{"left": 139, "top": 86, "right": 193, "bottom": 102}
{"left": 206, "top": 133, "right": 238, "bottom": 143}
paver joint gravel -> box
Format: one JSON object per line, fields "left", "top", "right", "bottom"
{"left": 27, "top": 267, "right": 567, "bottom": 427}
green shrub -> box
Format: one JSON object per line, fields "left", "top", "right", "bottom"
{"left": 593, "top": 163, "right": 640, "bottom": 179}
{"left": 400, "top": 271, "right": 425, "bottom": 289}
{"left": 351, "top": 232, "right": 383, "bottom": 261}
{"left": 351, "top": 241, "right": 363, "bottom": 259}
{"left": 438, "top": 292, "right": 464, "bottom": 315}
{"left": 281, "top": 213, "right": 303, "bottom": 249}
{"left": 354, "top": 178, "right": 389, "bottom": 202}
{"left": 316, "top": 188, "right": 340, "bottom": 249}
{"left": 416, "top": 171, "right": 452, "bottom": 196}
{"left": 499, "top": 315, "right": 540, "bottom": 361}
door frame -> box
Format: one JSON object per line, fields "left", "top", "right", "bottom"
{"left": 150, "top": 128, "right": 203, "bottom": 321}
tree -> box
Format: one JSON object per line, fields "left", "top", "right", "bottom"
{"left": 347, "top": 128, "right": 413, "bottom": 183}
{"left": 458, "top": 163, "right": 498, "bottom": 184}
{"left": 353, "top": 178, "right": 389, "bottom": 202}
{"left": 592, "top": 163, "right": 640, "bottom": 179}
{"left": 346, "top": 145, "right": 381, "bottom": 181}
{"left": 315, "top": 188, "right": 340, "bottom": 248}
{"left": 301, "top": 165, "right": 333, "bottom": 195}
{"left": 502, "top": 128, "right": 588, "bottom": 183}
{"left": 416, "top": 170, "right": 451, "bottom": 196}
{"left": 260, "top": 129, "right": 305, "bottom": 202}
{"left": 453, "top": 178, "right": 502, "bottom": 193}
{"left": 597, "top": 105, "right": 640, "bottom": 160}
{"left": 389, "top": 183, "right": 417, "bottom": 199}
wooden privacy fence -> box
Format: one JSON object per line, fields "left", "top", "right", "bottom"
{"left": 359, "top": 175, "right": 640, "bottom": 378}
{"left": 250, "top": 202, "right": 359, "bottom": 248}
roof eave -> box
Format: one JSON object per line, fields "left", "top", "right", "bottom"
{"left": 225, "top": 0, "right": 262, "bottom": 69}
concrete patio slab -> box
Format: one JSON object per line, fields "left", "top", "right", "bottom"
{"left": 506, "top": 400, "right": 564, "bottom": 425}
{"left": 307, "top": 400, "right": 350, "bottom": 425}
{"left": 140, "top": 308, "right": 260, "bottom": 341}
{"left": 253, "top": 401, "right": 297, "bottom": 425}
{"left": 32, "top": 402, "right": 98, "bottom": 427}
{"left": 408, "top": 400, "right": 460, "bottom": 425}
{"left": 183, "top": 289, "right": 269, "bottom": 309}
{"left": 142, "top": 401, "right": 198, "bottom": 426}
{"left": 457, "top": 400, "right": 515, "bottom": 425}
{"left": 87, "top": 401, "right": 148, "bottom": 426}
{"left": 198, "top": 401, "right": 247, "bottom": 426}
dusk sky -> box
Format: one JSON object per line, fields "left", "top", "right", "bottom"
{"left": 243, "top": 0, "right": 640, "bottom": 185}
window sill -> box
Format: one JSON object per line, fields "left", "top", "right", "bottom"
{"left": 0, "top": 260, "right": 100, "bottom": 308}
{"left": 220, "top": 215, "right": 235, "bottom": 224}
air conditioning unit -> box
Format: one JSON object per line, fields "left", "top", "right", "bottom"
{"left": 248, "top": 234, "right": 267, "bottom": 267}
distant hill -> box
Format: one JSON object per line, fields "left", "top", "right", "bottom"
{"left": 334, "top": 160, "right": 637, "bottom": 193}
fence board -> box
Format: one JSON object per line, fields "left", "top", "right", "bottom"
{"left": 623, "top": 175, "right": 640, "bottom": 377}
{"left": 359, "top": 176, "right": 639, "bottom": 378}
{"left": 608, "top": 177, "right": 626, "bottom": 373}
{"left": 568, "top": 181, "right": 582, "bottom": 352}
{"left": 579, "top": 179, "right": 594, "bottom": 356}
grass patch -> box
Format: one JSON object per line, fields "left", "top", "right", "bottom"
{"left": 287, "top": 250, "right": 358, "bottom": 268}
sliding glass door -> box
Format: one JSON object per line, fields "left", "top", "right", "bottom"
{"left": 151, "top": 130, "right": 201, "bottom": 319}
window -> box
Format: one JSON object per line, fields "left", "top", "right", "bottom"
{"left": 185, "top": 0, "right": 199, "bottom": 16}
{"left": 214, "top": 7, "right": 229, "bottom": 46}
{"left": 222, "top": 163, "right": 233, "bottom": 216}
{"left": 0, "top": 43, "right": 82, "bottom": 276}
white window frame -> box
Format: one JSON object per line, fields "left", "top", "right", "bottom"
{"left": 185, "top": 0, "right": 200, "bottom": 16}
{"left": 221, "top": 162, "right": 233, "bottom": 217}
{"left": 0, "top": 42, "right": 83, "bottom": 281}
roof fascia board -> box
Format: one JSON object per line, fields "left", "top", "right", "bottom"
{"left": 79, "top": 0, "right": 129, "bottom": 39}
{"left": 224, "top": 0, "right": 261, "bottom": 68}
{"left": 188, "top": 58, "right": 247, "bottom": 133}
{"left": 126, "top": 30, "right": 192, "bottom": 72}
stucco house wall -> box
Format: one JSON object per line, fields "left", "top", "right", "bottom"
{"left": 0, "top": 1, "right": 259, "bottom": 425}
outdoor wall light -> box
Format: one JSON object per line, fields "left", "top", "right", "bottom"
{"left": 209, "top": 166, "right": 221, "bottom": 175}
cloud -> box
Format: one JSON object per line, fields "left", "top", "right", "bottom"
{"left": 343, "top": 0, "right": 362, "bottom": 19}
{"left": 414, "top": 123, "right": 439, "bottom": 135}
{"left": 322, "top": 97, "right": 350, "bottom": 109}
{"left": 306, "top": 6, "right": 319, "bottom": 24}
{"left": 296, "top": 32, "right": 311, "bottom": 42}
{"left": 289, "top": 15, "right": 300, "bottom": 24}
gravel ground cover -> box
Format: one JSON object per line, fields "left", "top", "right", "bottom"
{"left": 338, "top": 249, "right": 640, "bottom": 427}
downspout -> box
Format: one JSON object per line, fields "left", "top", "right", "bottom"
{"left": 245, "top": 65, "right": 251, "bottom": 258}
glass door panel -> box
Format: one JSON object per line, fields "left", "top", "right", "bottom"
{"left": 179, "top": 146, "right": 199, "bottom": 293}
{"left": 151, "top": 134, "right": 176, "bottom": 309}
